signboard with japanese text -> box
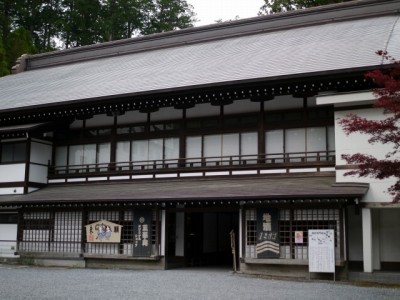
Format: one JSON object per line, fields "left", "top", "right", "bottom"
{"left": 133, "top": 210, "right": 152, "bottom": 257}
{"left": 308, "top": 229, "right": 335, "bottom": 273}
{"left": 256, "top": 209, "right": 280, "bottom": 258}
{"left": 85, "top": 220, "right": 122, "bottom": 243}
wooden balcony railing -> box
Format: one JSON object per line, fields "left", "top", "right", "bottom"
{"left": 48, "top": 151, "right": 335, "bottom": 178}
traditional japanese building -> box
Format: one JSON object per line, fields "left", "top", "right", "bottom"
{"left": 0, "top": 0, "right": 399, "bottom": 281}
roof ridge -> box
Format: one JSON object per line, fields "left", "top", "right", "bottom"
{"left": 13, "top": 0, "right": 399, "bottom": 73}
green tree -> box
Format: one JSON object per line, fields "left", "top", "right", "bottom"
{"left": 0, "top": 38, "right": 9, "bottom": 76}
{"left": 61, "top": 0, "right": 103, "bottom": 48}
{"left": 13, "top": 0, "right": 62, "bottom": 52}
{"left": 259, "top": 0, "right": 353, "bottom": 14}
{"left": 99, "top": 0, "right": 151, "bottom": 41}
{"left": 6, "top": 27, "right": 37, "bottom": 70}
{"left": 142, "top": 0, "right": 195, "bottom": 35}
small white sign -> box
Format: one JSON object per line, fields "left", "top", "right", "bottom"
{"left": 308, "top": 229, "right": 335, "bottom": 273}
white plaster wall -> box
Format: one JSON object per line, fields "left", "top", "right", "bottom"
{"left": 186, "top": 102, "right": 220, "bottom": 118}
{"left": 264, "top": 95, "right": 303, "bottom": 111}
{"left": 0, "top": 187, "right": 23, "bottom": 195}
{"left": 0, "top": 164, "right": 25, "bottom": 182}
{"left": 335, "top": 108, "right": 397, "bottom": 203}
{"left": 70, "top": 119, "right": 83, "bottom": 129}
{"left": 29, "top": 164, "right": 48, "bottom": 184}
{"left": 0, "top": 224, "right": 17, "bottom": 257}
{"left": 117, "top": 110, "right": 147, "bottom": 125}
{"left": 86, "top": 114, "right": 114, "bottom": 127}
{"left": 223, "top": 98, "right": 260, "bottom": 115}
{"left": 380, "top": 209, "right": 400, "bottom": 262}
{"left": 30, "top": 141, "right": 52, "bottom": 165}
{"left": 347, "top": 206, "right": 363, "bottom": 261}
{"left": 335, "top": 109, "right": 392, "bottom": 165}
{"left": 151, "top": 107, "right": 183, "bottom": 121}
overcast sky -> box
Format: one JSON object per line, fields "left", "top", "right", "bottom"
{"left": 187, "top": 0, "right": 265, "bottom": 26}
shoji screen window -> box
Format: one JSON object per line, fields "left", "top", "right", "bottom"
{"left": 186, "top": 132, "right": 257, "bottom": 166}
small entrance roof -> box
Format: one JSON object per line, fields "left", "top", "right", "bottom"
{"left": 0, "top": 176, "right": 368, "bottom": 207}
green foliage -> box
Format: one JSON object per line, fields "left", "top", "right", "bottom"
{"left": 0, "top": 0, "right": 196, "bottom": 76}
{"left": 259, "top": 0, "right": 353, "bottom": 14}
{"left": 142, "top": 0, "right": 196, "bottom": 35}
{"left": 6, "top": 27, "right": 37, "bottom": 70}
{"left": 0, "top": 38, "right": 9, "bottom": 76}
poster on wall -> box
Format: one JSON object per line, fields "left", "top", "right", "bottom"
{"left": 85, "top": 220, "right": 122, "bottom": 243}
{"left": 133, "top": 210, "right": 153, "bottom": 257}
{"left": 295, "top": 231, "right": 304, "bottom": 244}
{"left": 308, "top": 229, "right": 335, "bottom": 273}
{"left": 256, "top": 209, "right": 280, "bottom": 258}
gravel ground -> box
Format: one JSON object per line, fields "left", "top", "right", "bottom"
{"left": 0, "top": 265, "right": 399, "bottom": 300}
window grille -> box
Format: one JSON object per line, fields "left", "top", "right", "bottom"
{"left": 245, "top": 210, "right": 257, "bottom": 258}
{"left": 245, "top": 208, "right": 341, "bottom": 261}
{"left": 19, "top": 209, "right": 159, "bottom": 257}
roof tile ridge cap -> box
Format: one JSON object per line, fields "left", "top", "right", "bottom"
{"left": 25, "top": 0, "right": 391, "bottom": 61}
{"left": 21, "top": 0, "right": 398, "bottom": 72}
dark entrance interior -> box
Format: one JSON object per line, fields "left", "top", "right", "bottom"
{"left": 167, "top": 211, "right": 239, "bottom": 268}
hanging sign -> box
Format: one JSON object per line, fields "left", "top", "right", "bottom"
{"left": 256, "top": 209, "right": 280, "bottom": 258}
{"left": 133, "top": 210, "right": 152, "bottom": 257}
{"left": 85, "top": 220, "right": 122, "bottom": 243}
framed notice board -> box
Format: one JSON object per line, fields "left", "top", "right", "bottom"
{"left": 308, "top": 229, "right": 335, "bottom": 279}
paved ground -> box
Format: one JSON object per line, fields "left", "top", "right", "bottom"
{"left": 0, "top": 265, "right": 399, "bottom": 300}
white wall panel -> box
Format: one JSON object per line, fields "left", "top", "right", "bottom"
{"left": 70, "top": 119, "right": 83, "bottom": 129}
{"left": 117, "top": 110, "right": 147, "bottom": 125}
{"left": 335, "top": 109, "right": 391, "bottom": 165}
{"left": 380, "top": 209, "right": 400, "bottom": 261}
{"left": 347, "top": 206, "right": 363, "bottom": 261}
{"left": 224, "top": 98, "right": 260, "bottom": 114}
{"left": 31, "top": 141, "right": 52, "bottom": 165}
{"left": 29, "top": 164, "right": 48, "bottom": 183}
{"left": 151, "top": 107, "right": 182, "bottom": 121}
{"left": 335, "top": 107, "right": 397, "bottom": 203}
{"left": 0, "top": 224, "right": 17, "bottom": 257}
{"left": 0, "top": 187, "right": 23, "bottom": 195}
{"left": 186, "top": 103, "right": 220, "bottom": 118}
{"left": 336, "top": 170, "right": 396, "bottom": 202}
{"left": 86, "top": 114, "right": 114, "bottom": 127}
{"left": 0, "top": 164, "right": 25, "bottom": 182}
{"left": 264, "top": 95, "right": 303, "bottom": 111}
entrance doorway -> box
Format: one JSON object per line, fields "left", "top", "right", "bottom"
{"left": 166, "top": 211, "right": 239, "bottom": 268}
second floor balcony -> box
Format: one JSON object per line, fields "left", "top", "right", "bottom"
{"left": 48, "top": 150, "right": 336, "bottom": 183}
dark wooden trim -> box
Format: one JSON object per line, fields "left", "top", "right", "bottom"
{"left": 27, "top": 182, "right": 47, "bottom": 188}
{"left": 334, "top": 104, "right": 374, "bottom": 112}
{"left": 0, "top": 182, "right": 25, "bottom": 188}
{"left": 339, "top": 206, "right": 345, "bottom": 262}
{"left": 24, "top": 137, "right": 31, "bottom": 194}
{"left": 336, "top": 165, "right": 358, "bottom": 170}
{"left": 381, "top": 261, "right": 400, "bottom": 271}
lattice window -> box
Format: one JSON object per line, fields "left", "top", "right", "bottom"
{"left": 19, "top": 212, "right": 53, "bottom": 252}
{"left": 245, "top": 208, "right": 342, "bottom": 261}
{"left": 245, "top": 210, "right": 257, "bottom": 258}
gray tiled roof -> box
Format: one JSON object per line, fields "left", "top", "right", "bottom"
{"left": 0, "top": 176, "right": 368, "bottom": 205}
{"left": 0, "top": 14, "right": 399, "bottom": 112}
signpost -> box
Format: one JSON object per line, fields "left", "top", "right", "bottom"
{"left": 308, "top": 229, "right": 335, "bottom": 281}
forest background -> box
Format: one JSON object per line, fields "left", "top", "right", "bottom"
{"left": 0, "top": 0, "right": 352, "bottom": 77}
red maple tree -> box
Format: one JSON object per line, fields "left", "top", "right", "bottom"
{"left": 339, "top": 51, "right": 400, "bottom": 203}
